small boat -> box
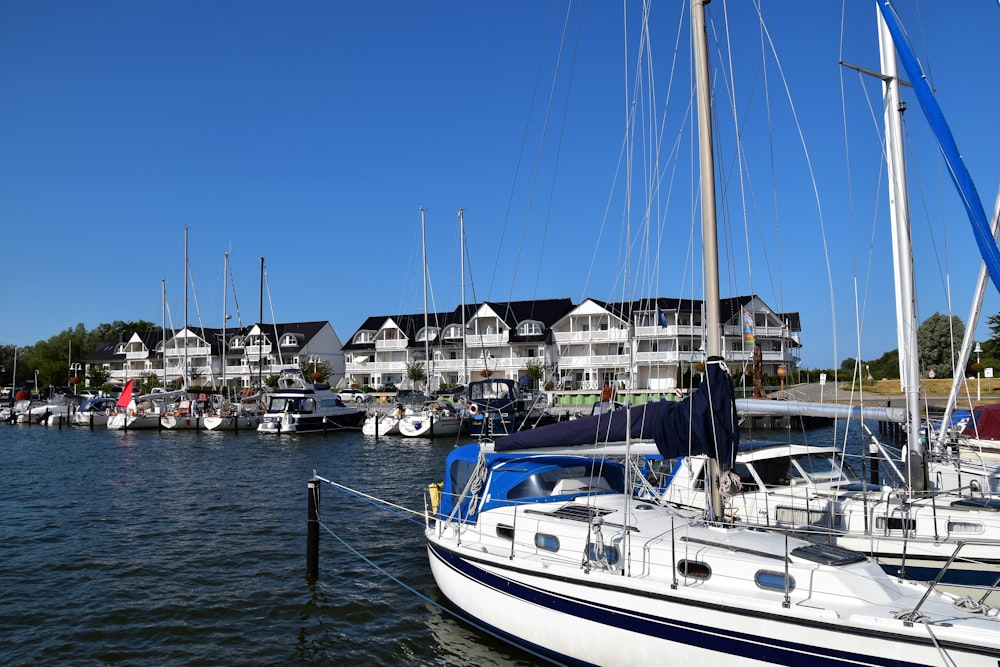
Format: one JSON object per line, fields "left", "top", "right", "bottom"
{"left": 257, "top": 371, "right": 365, "bottom": 434}
{"left": 397, "top": 400, "right": 463, "bottom": 438}
{"left": 464, "top": 377, "right": 525, "bottom": 437}
{"left": 70, "top": 397, "right": 118, "bottom": 428}
{"left": 361, "top": 411, "right": 401, "bottom": 436}
{"left": 203, "top": 391, "right": 265, "bottom": 431}
{"left": 106, "top": 383, "right": 185, "bottom": 431}
{"left": 160, "top": 395, "right": 221, "bottom": 430}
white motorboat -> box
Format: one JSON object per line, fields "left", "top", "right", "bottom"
{"left": 257, "top": 371, "right": 365, "bottom": 434}
{"left": 361, "top": 411, "right": 401, "bottom": 436}
{"left": 397, "top": 401, "right": 463, "bottom": 438}
{"left": 70, "top": 397, "right": 118, "bottom": 428}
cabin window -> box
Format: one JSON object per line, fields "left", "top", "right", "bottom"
{"left": 732, "top": 462, "right": 759, "bottom": 491}
{"left": 535, "top": 533, "right": 560, "bottom": 552}
{"left": 496, "top": 524, "right": 514, "bottom": 541}
{"left": 947, "top": 520, "right": 984, "bottom": 534}
{"left": 300, "top": 398, "right": 316, "bottom": 414}
{"left": 874, "top": 516, "right": 916, "bottom": 533}
{"left": 755, "top": 570, "right": 795, "bottom": 593}
{"left": 587, "top": 543, "right": 620, "bottom": 565}
{"left": 776, "top": 507, "right": 840, "bottom": 528}
{"left": 677, "top": 559, "right": 711, "bottom": 580}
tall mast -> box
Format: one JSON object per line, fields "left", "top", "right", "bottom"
{"left": 258, "top": 255, "right": 264, "bottom": 390}
{"left": 222, "top": 252, "right": 228, "bottom": 394}
{"left": 162, "top": 278, "right": 167, "bottom": 387}
{"left": 878, "top": 10, "right": 924, "bottom": 491}
{"left": 691, "top": 0, "right": 723, "bottom": 516}
{"left": 459, "top": 208, "right": 468, "bottom": 387}
{"left": 421, "top": 207, "right": 430, "bottom": 392}
{"left": 183, "top": 226, "right": 189, "bottom": 392}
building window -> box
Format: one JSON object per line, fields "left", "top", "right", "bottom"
{"left": 517, "top": 321, "right": 543, "bottom": 336}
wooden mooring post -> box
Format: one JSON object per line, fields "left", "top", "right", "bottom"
{"left": 307, "top": 477, "right": 320, "bottom": 580}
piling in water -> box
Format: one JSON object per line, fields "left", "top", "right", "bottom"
{"left": 307, "top": 478, "right": 320, "bottom": 580}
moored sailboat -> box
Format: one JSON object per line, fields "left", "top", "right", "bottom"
{"left": 423, "top": 2, "right": 1000, "bottom": 663}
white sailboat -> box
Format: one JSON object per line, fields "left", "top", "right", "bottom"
{"left": 424, "top": 2, "right": 1000, "bottom": 664}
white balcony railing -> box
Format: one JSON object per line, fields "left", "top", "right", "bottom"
{"left": 552, "top": 329, "right": 629, "bottom": 344}
{"left": 633, "top": 324, "right": 701, "bottom": 339}
{"left": 465, "top": 333, "right": 507, "bottom": 347}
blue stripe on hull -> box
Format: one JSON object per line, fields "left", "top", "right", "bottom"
{"left": 428, "top": 541, "right": 984, "bottom": 667}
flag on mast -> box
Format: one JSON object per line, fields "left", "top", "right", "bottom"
{"left": 742, "top": 309, "right": 755, "bottom": 345}
{"left": 117, "top": 379, "right": 135, "bottom": 408}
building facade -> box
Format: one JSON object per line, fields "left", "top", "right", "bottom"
{"left": 341, "top": 295, "right": 801, "bottom": 392}
{"left": 83, "top": 321, "right": 346, "bottom": 390}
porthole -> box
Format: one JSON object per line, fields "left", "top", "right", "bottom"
{"left": 755, "top": 570, "right": 795, "bottom": 592}
{"left": 535, "top": 533, "right": 560, "bottom": 552}
{"left": 948, "top": 520, "right": 983, "bottom": 534}
{"left": 677, "top": 559, "right": 711, "bottom": 580}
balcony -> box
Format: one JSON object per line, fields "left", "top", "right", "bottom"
{"left": 634, "top": 324, "right": 701, "bottom": 339}
{"left": 125, "top": 350, "right": 149, "bottom": 360}
{"left": 552, "top": 329, "right": 629, "bottom": 344}
{"left": 375, "top": 339, "right": 407, "bottom": 350}
{"left": 556, "top": 354, "right": 632, "bottom": 369}
{"left": 166, "top": 345, "right": 212, "bottom": 358}
{"left": 465, "top": 333, "right": 508, "bottom": 347}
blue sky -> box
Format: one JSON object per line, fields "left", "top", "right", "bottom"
{"left": 1, "top": 1, "right": 997, "bottom": 370}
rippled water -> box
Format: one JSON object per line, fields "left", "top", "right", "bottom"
{"left": 0, "top": 424, "right": 534, "bottom": 666}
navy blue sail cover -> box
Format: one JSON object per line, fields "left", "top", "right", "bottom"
{"left": 494, "top": 356, "right": 739, "bottom": 469}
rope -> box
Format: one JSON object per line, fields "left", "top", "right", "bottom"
{"left": 313, "top": 499, "right": 570, "bottom": 666}
{"left": 952, "top": 595, "right": 995, "bottom": 615}
{"left": 313, "top": 475, "right": 425, "bottom": 526}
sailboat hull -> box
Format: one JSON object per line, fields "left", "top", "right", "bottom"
{"left": 427, "top": 525, "right": 1000, "bottom": 666}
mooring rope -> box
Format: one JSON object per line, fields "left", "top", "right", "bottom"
{"left": 313, "top": 484, "right": 570, "bottom": 667}
{"left": 312, "top": 474, "right": 424, "bottom": 526}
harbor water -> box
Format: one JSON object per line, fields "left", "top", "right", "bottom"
{"left": 0, "top": 424, "right": 534, "bottom": 666}
{"left": 2, "top": 418, "right": 882, "bottom": 665}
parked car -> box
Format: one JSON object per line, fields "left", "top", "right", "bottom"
{"left": 338, "top": 388, "right": 371, "bottom": 403}
{"left": 77, "top": 389, "right": 101, "bottom": 399}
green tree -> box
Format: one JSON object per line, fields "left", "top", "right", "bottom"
{"left": 864, "top": 349, "right": 900, "bottom": 381}
{"left": 521, "top": 359, "right": 545, "bottom": 389}
{"left": 300, "top": 359, "right": 333, "bottom": 383}
{"left": 917, "top": 312, "right": 964, "bottom": 378}
{"left": 406, "top": 360, "right": 427, "bottom": 389}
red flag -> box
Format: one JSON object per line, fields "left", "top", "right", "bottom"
{"left": 117, "top": 379, "right": 134, "bottom": 408}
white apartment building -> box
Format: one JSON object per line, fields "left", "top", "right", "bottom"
{"left": 83, "top": 321, "right": 346, "bottom": 390}
{"left": 341, "top": 296, "right": 801, "bottom": 392}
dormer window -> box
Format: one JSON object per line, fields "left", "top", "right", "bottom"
{"left": 416, "top": 327, "right": 439, "bottom": 343}
{"left": 443, "top": 325, "right": 463, "bottom": 340}
{"left": 115, "top": 343, "right": 127, "bottom": 354}
{"left": 230, "top": 336, "right": 244, "bottom": 349}
{"left": 517, "top": 320, "right": 543, "bottom": 336}
{"left": 280, "top": 334, "right": 298, "bottom": 347}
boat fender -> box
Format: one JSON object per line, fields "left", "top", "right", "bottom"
{"left": 128, "top": 408, "right": 136, "bottom": 416}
